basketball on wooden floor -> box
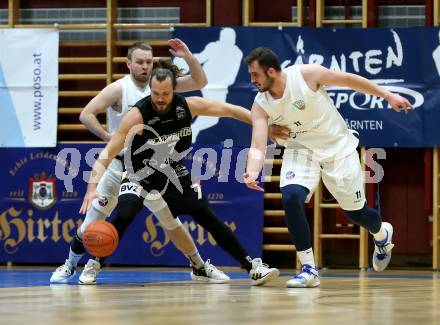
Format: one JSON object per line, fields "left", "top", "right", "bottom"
{"left": 83, "top": 220, "right": 119, "bottom": 257}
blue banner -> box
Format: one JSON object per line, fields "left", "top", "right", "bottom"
{"left": 0, "top": 144, "right": 263, "bottom": 266}
{"left": 173, "top": 26, "right": 440, "bottom": 147}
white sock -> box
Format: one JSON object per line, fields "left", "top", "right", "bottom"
{"left": 186, "top": 250, "right": 204, "bottom": 269}
{"left": 372, "top": 223, "right": 387, "bottom": 242}
{"left": 297, "top": 248, "right": 316, "bottom": 268}
{"left": 68, "top": 248, "right": 84, "bottom": 268}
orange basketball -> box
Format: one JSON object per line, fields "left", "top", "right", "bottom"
{"left": 83, "top": 220, "right": 119, "bottom": 257}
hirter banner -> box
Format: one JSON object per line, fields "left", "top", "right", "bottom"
{"left": 0, "top": 144, "right": 263, "bottom": 266}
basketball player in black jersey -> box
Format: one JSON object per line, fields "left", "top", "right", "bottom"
{"left": 80, "top": 65, "right": 280, "bottom": 286}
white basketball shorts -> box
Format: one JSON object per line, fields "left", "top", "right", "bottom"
{"left": 279, "top": 149, "right": 366, "bottom": 211}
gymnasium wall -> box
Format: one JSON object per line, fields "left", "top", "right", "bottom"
{"left": 0, "top": 0, "right": 436, "bottom": 267}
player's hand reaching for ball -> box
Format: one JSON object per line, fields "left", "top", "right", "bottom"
{"left": 243, "top": 171, "right": 264, "bottom": 192}
{"left": 80, "top": 188, "right": 101, "bottom": 214}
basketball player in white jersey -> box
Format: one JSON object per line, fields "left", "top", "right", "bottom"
{"left": 51, "top": 40, "right": 228, "bottom": 284}
{"left": 243, "top": 47, "right": 412, "bottom": 288}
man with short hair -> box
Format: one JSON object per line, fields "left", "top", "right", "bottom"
{"left": 243, "top": 47, "right": 412, "bottom": 288}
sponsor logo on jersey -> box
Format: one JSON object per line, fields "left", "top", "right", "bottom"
{"left": 148, "top": 117, "right": 161, "bottom": 125}
{"left": 119, "top": 182, "right": 142, "bottom": 197}
{"left": 285, "top": 171, "right": 295, "bottom": 180}
{"left": 292, "top": 99, "right": 306, "bottom": 110}
{"left": 146, "top": 127, "right": 192, "bottom": 145}
{"left": 288, "top": 130, "right": 307, "bottom": 139}
{"left": 176, "top": 106, "right": 186, "bottom": 119}
{"left": 175, "top": 163, "right": 190, "bottom": 177}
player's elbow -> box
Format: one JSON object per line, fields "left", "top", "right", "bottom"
{"left": 79, "top": 110, "right": 86, "bottom": 124}
{"left": 79, "top": 110, "right": 91, "bottom": 125}
{"left": 198, "top": 75, "right": 208, "bottom": 88}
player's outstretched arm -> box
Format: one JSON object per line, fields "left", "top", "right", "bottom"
{"left": 187, "top": 96, "right": 251, "bottom": 124}
{"left": 300, "top": 64, "right": 413, "bottom": 113}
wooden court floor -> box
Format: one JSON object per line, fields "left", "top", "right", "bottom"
{"left": 0, "top": 267, "right": 439, "bottom": 325}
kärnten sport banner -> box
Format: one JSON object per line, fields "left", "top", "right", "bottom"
{"left": 173, "top": 27, "right": 440, "bottom": 148}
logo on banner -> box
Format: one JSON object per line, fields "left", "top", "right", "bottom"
{"left": 292, "top": 100, "right": 306, "bottom": 111}
{"left": 28, "top": 172, "right": 57, "bottom": 210}
{"left": 288, "top": 30, "right": 425, "bottom": 112}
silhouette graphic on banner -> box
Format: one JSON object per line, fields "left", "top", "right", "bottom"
{"left": 433, "top": 30, "right": 440, "bottom": 77}
{"left": 174, "top": 28, "right": 243, "bottom": 143}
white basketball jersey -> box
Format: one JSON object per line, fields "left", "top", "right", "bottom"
{"left": 254, "top": 65, "right": 358, "bottom": 161}
{"left": 107, "top": 75, "right": 151, "bottom": 134}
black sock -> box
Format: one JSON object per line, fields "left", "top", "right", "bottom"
{"left": 191, "top": 199, "right": 253, "bottom": 272}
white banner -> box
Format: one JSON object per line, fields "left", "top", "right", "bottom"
{"left": 0, "top": 29, "right": 59, "bottom": 147}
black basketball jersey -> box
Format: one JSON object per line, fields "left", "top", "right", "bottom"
{"left": 126, "top": 94, "right": 193, "bottom": 188}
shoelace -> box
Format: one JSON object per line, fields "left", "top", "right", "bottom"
{"left": 255, "top": 262, "right": 270, "bottom": 273}
{"left": 375, "top": 231, "right": 391, "bottom": 260}
{"left": 295, "top": 265, "right": 317, "bottom": 279}
{"left": 56, "top": 265, "right": 71, "bottom": 274}
{"left": 84, "top": 263, "right": 99, "bottom": 275}
{"left": 375, "top": 243, "right": 392, "bottom": 260}
{"left": 56, "top": 261, "right": 73, "bottom": 274}
{"left": 205, "top": 260, "right": 224, "bottom": 274}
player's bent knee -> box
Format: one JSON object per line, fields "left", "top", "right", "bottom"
{"left": 116, "top": 192, "right": 143, "bottom": 223}
{"left": 281, "top": 184, "right": 309, "bottom": 205}
{"left": 154, "top": 206, "right": 182, "bottom": 230}
{"left": 143, "top": 190, "right": 168, "bottom": 213}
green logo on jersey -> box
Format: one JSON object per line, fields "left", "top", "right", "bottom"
{"left": 293, "top": 99, "right": 306, "bottom": 110}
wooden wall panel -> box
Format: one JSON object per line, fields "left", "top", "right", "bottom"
{"left": 213, "top": 0, "right": 241, "bottom": 25}
{"left": 253, "top": 0, "right": 296, "bottom": 23}
{"left": 380, "top": 149, "right": 430, "bottom": 254}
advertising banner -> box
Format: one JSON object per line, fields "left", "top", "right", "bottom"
{"left": 0, "top": 144, "right": 263, "bottom": 266}
{"left": 0, "top": 29, "right": 59, "bottom": 147}
{"left": 173, "top": 27, "right": 440, "bottom": 147}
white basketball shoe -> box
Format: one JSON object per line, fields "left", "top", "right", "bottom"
{"left": 373, "top": 222, "right": 394, "bottom": 272}
{"left": 50, "top": 259, "right": 76, "bottom": 283}
{"left": 249, "top": 258, "right": 280, "bottom": 286}
{"left": 286, "top": 264, "right": 320, "bottom": 288}
{"left": 79, "top": 259, "right": 101, "bottom": 285}
{"left": 190, "top": 259, "right": 230, "bottom": 283}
